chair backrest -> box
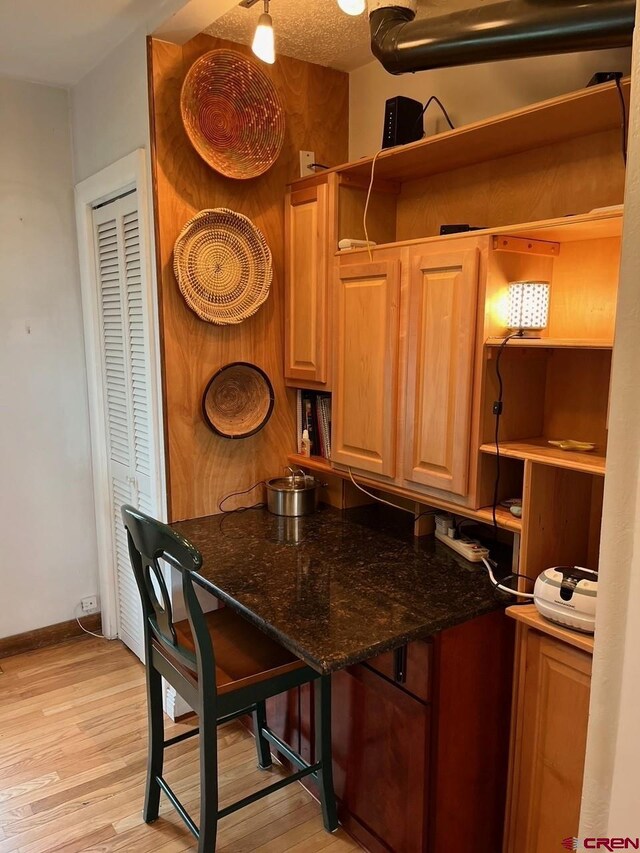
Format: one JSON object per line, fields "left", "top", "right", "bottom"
{"left": 121, "top": 505, "right": 214, "bottom": 677}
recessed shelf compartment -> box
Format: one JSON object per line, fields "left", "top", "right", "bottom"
{"left": 480, "top": 346, "right": 611, "bottom": 477}
{"left": 521, "top": 463, "right": 604, "bottom": 578}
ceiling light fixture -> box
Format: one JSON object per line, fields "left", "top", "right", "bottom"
{"left": 252, "top": 0, "right": 275, "bottom": 65}
{"left": 337, "top": 0, "right": 366, "bottom": 14}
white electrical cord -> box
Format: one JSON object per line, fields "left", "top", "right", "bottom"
{"left": 363, "top": 148, "right": 384, "bottom": 262}
{"left": 75, "top": 604, "right": 105, "bottom": 639}
{"left": 482, "top": 557, "right": 535, "bottom": 599}
{"left": 347, "top": 467, "right": 436, "bottom": 521}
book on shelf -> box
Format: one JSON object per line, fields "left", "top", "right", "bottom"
{"left": 296, "top": 390, "right": 332, "bottom": 459}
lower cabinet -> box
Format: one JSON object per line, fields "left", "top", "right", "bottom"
{"left": 275, "top": 611, "right": 513, "bottom": 853}
{"left": 266, "top": 612, "right": 513, "bottom": 852}
{"left": 504, "top": 618, "right": 593, "bottom": 853}
{"left": 332, "top": 662, "right": 431, "bottom": 853}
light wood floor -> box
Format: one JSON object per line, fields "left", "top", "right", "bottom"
{"left": 0, "top": 637, "right": 363, "bottom": 852}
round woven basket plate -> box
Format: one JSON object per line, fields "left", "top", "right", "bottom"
{"left": 181, "top": 49, "right": 285, "bottom": 180}
{"left": 174, "top": 208, "right": 272, "bottom": 325}
{"left": 202, "top": 362, "right": 274, "bottom": 439}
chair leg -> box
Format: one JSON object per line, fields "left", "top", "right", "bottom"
{"left": 197, "top": 698, "right": 219, "bottom": 853}
{"left": 143, "top": 664, "right": 164, "bottom": 823}
{"left": 315, "top": 675, "right": 339, "bottom": 833}
{"left": 253, "top": 701, "right": 272, "bottom": 770}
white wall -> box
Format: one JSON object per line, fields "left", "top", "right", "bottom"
{"left": 349, "top": 48, "right": 632, "bottom": 159}
{"left": 580, "top": 11, "right": 640, "bottom": 838}
{"left": 0, "top": 77, "right": 98, "bottom": 638}
{"left": 71, "top": 29, "right": 150, "bottom": 183}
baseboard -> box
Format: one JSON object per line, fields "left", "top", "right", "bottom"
{"left": 0, "top": 613, "right": 103, "bottom": 659}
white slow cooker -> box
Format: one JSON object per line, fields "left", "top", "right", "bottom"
{"left": 534, "top": 566, "right": 598, "bottom": 634}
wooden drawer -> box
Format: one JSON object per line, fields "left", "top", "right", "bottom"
{"left": 364, "top": 640, "right": 432, "bottom": 703}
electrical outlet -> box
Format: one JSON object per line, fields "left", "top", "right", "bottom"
{"left": 81, "top": 596, "right": 99, "bottom": 614}
{"left": 299, "top": 150, "right": 315, "bottom": 177}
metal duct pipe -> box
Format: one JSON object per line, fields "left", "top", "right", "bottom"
{"left": 369, "top": 0, "right": 636, "bottom": 75}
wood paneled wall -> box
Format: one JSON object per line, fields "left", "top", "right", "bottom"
{"left": 148, "top": 35, "right": 349, "bottom": 521}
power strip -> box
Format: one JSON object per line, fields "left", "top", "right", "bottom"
{"left": 435, "top": 530, "right": 490, "bottom": 563}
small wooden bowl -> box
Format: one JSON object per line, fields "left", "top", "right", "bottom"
{"left": 202, "top": 362, "right": 274, "bottom": 439}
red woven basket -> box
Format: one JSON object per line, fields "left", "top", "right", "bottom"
{"left": 181, "top": 49, "right": 285, "bottom": 180}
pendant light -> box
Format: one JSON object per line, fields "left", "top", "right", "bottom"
{"left": 252, "top": 0, "right": 275, "bottom": 65}
{"left": 337, "top": 0, "right": 366, "bottom": 15}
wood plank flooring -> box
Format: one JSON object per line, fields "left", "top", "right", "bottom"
{"left": 0, "top": 637, "right": 363, "bottom": 852}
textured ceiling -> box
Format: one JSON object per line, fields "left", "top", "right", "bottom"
{"left": 206, "top": 0, "right": 482, "bottom": 72}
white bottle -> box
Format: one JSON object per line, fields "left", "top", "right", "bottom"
{"left": 301, "top": 429, "right": 311, "bottom": 457}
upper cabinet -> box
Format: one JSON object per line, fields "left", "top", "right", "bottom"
{"left": 332, "top": 259, "right": 401, "bottom": 478}
{"left": 403, "top": 246, "right": 480, "bottom": 497}
{"left": 284, "top": 181, "right": 331, "bottom": 388}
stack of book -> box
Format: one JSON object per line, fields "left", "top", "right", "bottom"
{"left": 296, "top": 391, "right": 332, "bottom": 459}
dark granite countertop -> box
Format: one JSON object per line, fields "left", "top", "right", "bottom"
{"left": 171, "top": 504, "right": 510, "bottom": 674}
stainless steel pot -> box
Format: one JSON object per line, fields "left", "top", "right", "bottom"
{"left": 265, "top": 467, "right": 323, "bottom": 517}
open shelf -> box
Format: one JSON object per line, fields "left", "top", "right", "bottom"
{"left": 287, "top": 454, "right": 522, "bottom": 532}
{"left": 293, "top": 79, "right": 629, "bottom": 186}
{"left": 479, "top": 439, "right": 605, "bottom": 475}
{"left": 485, "top": 337, "right": 613, "bottom": 350}
{"left": 475, "top": 505, "right": 522, "bottom": 533}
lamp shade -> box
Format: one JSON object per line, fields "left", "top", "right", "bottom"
{"left": 508, "top": 281, "right": 550, "bottom": 331}
{"left": 252, "top": 12, "right": 275, "bottom": 64}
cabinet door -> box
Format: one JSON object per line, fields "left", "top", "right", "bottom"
{"left": 332, "top": 664, "right": 430, "bottom": 853}
{"left": 332, "top": 260, "right": 400, "bottom": 477}
{"left": 505, "top": 631, "right": 592, "bottom": 853}
{"left": 404, "top": 248, "right": 479, "bottom": 496}
{"left": 284, "top": 183, "right": 329, "bottom": 385}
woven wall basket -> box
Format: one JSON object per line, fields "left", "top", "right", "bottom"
{"left": 181, "top": 49, "right": 285, "bottom": 180}
{"left": 173, "top": 208, "right": 272, "bottom": 325}
{"left": 202, "top": 362, "right": 274, "bottom": 439}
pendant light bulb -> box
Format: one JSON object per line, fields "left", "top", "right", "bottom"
{"left": 337, "top": 0, "right": 366, "bottom": 15}
{"left": 252, "top": 2, "right": 275, "bottom": 65}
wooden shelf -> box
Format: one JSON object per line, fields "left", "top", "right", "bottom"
{"left": 287, "top": 454, "right": 522, "bottom": 532}
{"left": 507, "top": 604, "right": 594, "bottom": 654}
{"left": 475, "top": 505, "right": 522, "bottom": 533}
{"left": 335, "top": 208, "right": 623, "bottom": 260}
{"left": 288, "top": 453, "right": 332, "bottom": 474}
{"left": 294, "top": 78, "right": 629, "bottom": 186}
{"left": 479, "top": 439, "right": 605, "bottom": 475}
{"left": 485, "top": 337, "right": 613, "bottom": 350}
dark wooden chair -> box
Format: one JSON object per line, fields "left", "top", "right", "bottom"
{"left": 121, "top": 505, "right": 338, "bottom": 852}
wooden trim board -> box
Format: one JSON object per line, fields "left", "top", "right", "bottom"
{"left": 0, "top": 614, "right": 103, "bottom": 659}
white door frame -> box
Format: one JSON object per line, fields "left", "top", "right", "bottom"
{"left": 75, "top": 149, "right": 167, "bottom": 639}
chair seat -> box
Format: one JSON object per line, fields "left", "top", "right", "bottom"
{"left": 153, "top": 607, "right": 305, "bottom": 696}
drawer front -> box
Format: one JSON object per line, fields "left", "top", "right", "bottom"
{"left": 365, "top": 640, "right": 432, "bottom": 703}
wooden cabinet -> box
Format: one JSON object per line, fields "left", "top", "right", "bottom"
{"left": 284, "top": 181, "right": 331, "bottom": 387}
{"left": 332, "top": 661, "right": 431, "bottom": 853}
{"left": 329, "top": 612, "right": 513, "bottom": 853}
{"left": 504, "top": 608, "right": 593, "bottom": 853}
{"left": 332, "top": 259, "right": 401, "bottom": 478}
{"left": 404, "top": 247, "right": 480, "bottom": 497}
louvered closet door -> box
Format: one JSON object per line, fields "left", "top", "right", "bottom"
{"left": 93, "top": 192, "right": 154, "bottom": 662}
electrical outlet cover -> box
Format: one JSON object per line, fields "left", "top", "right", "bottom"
{"left": 299, "top": 150, "right": 315, "bottom": 178}
{"left": 81, "top": 596, "right": 99, "bottom": 613}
